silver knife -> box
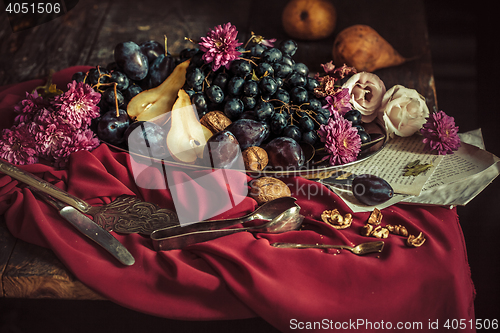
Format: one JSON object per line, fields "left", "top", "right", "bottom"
{"left": 30, "top": 188, "right": 135, "bottom": 266}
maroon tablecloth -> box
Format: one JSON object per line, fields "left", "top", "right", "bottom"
{"left": 0, "top": 68, "right": 476, "bottom": 332}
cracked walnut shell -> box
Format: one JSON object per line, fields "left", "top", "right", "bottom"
{"left": 367, "top": 208, "right": 383, "bottom": 225}
{"left": 321, "top": 209, "right": 352, "bottom": 229}
{"left": 200, "top": 111, "right": 232, "bottom": 134}
{"left": 242, "top": 146, "right": 268, "bottom": 171}
{"left": 249, "top": 177, "right": 291, "bottom": 205}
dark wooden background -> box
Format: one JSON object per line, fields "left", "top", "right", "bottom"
{"left": 1, "top": 0, "right": 499, "bottom": 332}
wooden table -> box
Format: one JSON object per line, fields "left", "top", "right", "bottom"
{"left": 0, "top": 0, "right": 435, "bottom": 304}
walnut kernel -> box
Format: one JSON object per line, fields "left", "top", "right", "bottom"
{"left": 407, "top": 232, "right": 426, "bottom": 247}
{"left": 200, "top": 111, "right": 232, "bottom": 134}
{"left": 361, "top": 224, "right": 374, "bottom": 236}
{"left": 367, "top": 208, "right": 383, "bottom": 225}
{"left": 371, "top": 226, "right": 389, "bottom": 239}
{"left": 249, "top": 177, "right": 291, "bottom": 205}
{"left": 242, "top": 146, "right": 268, "bottom": 171}
{"left": 321, "top": 209, "right": 352, "bottom": 229}
{"left": 386, "top": 224, "right": 409, "bottom": 237}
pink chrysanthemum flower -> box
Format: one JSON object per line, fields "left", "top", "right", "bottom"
{"left": 13, "top": 90, "right": 48, "bottom": 125}
{"left": 51, "top": 128, "right": 100, "bottom": 169}
{"left": 323, "top": 88, "right": 352, "bottom": 116}
{"left": 420, "top": 110, "right": 461, "bottom": 155}
{"left": 51, "top": 81, "right": 101, "bottom": 129}
{"left": 0, "top": 124, "right": 38, "bottom": 165}
{"left": 31, "top": 122, "right": 68, "bottom": 157}
{"left": 318, "top": 116, "right": 361, "bottom": 165}
{"left": 199, "top": 22, "right": 243, "bottom": 71}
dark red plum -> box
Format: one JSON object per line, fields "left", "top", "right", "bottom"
{"left": 225, "top": 119, "right": 269, "bottom": 150}
{"left": 203, "top": 130, "right": 241, "bottom": 169}
{"left": 352, "top": 174, "right": 394, "bottom": 206}
{"left": 124, "top": 121, "right": 168, "bottom": 158}
{"left": 265, "top": 137, "right": 305, "bottom": 169}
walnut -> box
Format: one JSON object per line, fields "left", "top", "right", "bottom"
{"left": 200, "top": 111, "right": 232, "bottom": 134}
{"left": 371, "top": 226, "right": 389, "bottom": 239}
{"left": 361, "top": 224, "right": 374, "bottom": 236}
{"left": 367, "top": 208, "right": 383, "bottom": 226}
{"left": 321, "top": 209, "right": 352, "bottom": 229}
{"left": 386, "top": 224, "right": 409, "bottom": 237}
{"left": 407, "top": 232, "right": 426, "bottom": 247}
{"left": 242, "top": 146, "right": 269, "bottom": 171}
{"left": 249, "top": 177, "right": 291, "bottom": 205}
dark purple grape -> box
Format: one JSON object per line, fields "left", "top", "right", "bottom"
{"left": 227, "top": 76, "right": 245, "bottom": 96}
{"left": 97, "top": 109, "right": 130, "bottom": 145}
{"left": 213, "top": 72, "right": 230, "bottom": 91}
{"left": 261, "top": 47, "right": 282, "bottom": 63}
{"left": 179, "top": 48, "right": 199, "bottom": 62}
{"left": 186, "top": 67, "right": 204, "bottom": 88}
{"left": 241, "top": 96, "right": 256, "bottom": 110}
{"left": 87, "top": 67, "right": 109, "bottom": 86}
{"left": 192, "top": 92, "right": 208, "bottom": 114}
{"left": 259, "top": 76, "right": 278, "bottom": 96}
{"left": 124, "top": 84, "right": 143, "bottom": 101}
{"left": 255, "top": 62, "right": 274, "bottom": 78}
{"left": 299, "top": 114, "right": 315, "bottom": 131}
{"left": 114, "top": 41, "right": 149, "bottom": 81}
{"left": 206, "top": 85, "right": 224, "bottom": 104}
{"left": 313, "top": 112, "right": 328, "bottom": 127}
{"left": 344, "top": 110, "right": 362, "bottom": 125}
{"left": 243, "top": 80, "right": 259, "bottom": 97}
{"left": 223, "top": 97, "right": 244, "bottom": 120}
{"left": 273, "top": 62, "right": 293, "bottom": 78}
{"left": 306, "top": 77, "right": 321, "bottom": 92}
{"left": 286, "top": 72, "right": 307, "bottom": 88}
{"left": 72, "top": 71, "right": 86, "bottom": 83}
{"left": 352, "top": 174, "right": 394, "bottom": 206}
{"left": 254, "top": 99, "right": 274, "bottom": 121}
{"left": 290, "top": 86, "right": 309, "bottom": 104}
{"left": 203, "top": 130, "right": 241, "bottom": 169}
{"left": 307, "top": 98, "right": 323, "bottom": 112}
{"left": 102, "top": 87, "right": 125, "bottom": 107}
{"left": 265, "top": 137, "right": 305, "bottom": 169}
{"left": 271, "top": 88, "right": 290, "bottom": 107}
{"left": 359, "top": 131, "right": 371, "bottom": 144}
{"left": 250, "top": 44, "right": 267, "bottom": 57}
{"left": 147, "top": 54, "right": 175, "bottom": 88}
{"left": 293, "top": 63, "right": 309, "bottom": 77}
{"left": 139, "top": 40, "right": 165, "bottom": 63}
{"left": 283, "top": 125, "right": 302, "bottom": 142}
{"left": 270, "top": 112, "right": 288, "bottom": 135}
{"left": 225, "top": 119, "right": 269, "bottom": 150}
{"left": 124, "top": 121, "right": 168, "bottom": 158}
{"left": 279, "top": 39, "right": 298, "bottom": 56}
{"left": 302, "top": 130, "right": 319, "bottom": 146}
{"left": 281, "top": 55, "right": 295, "bottom": 67}
{"left": 110, "top": 70, "right": 130, "bottom": 91}
{"left": 230, "top": 59, "right": 252, "bottom": 78}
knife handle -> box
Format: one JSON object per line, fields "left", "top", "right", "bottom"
{"left": 0, "top": 159, "right": 92, "bottom": 213}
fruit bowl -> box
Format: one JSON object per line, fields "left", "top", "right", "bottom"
{"left": 104, "top": 117, "right": 386, "bottom": 178}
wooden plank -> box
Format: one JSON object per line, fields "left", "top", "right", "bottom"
{"left": 2, "top": 237, "right": 104, "bottom": 300}
{"left": 0, "top": 218, "right": 17, "bottom": 297}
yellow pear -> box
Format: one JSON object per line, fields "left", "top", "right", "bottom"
{"left": 127, "top": 59, "right": 190, "bottom": 121}
{"left": 166, "top": 90, "right": 212, "bottom": 164}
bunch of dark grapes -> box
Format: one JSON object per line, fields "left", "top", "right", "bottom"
{"left": 71, "top": 39, "right": 178, "bottom": 145}
{"left": 180, "top": 39, "right": 330, "bottom": 147}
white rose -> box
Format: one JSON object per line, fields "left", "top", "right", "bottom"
{"left": 379, "top": 85, "right": 430, "bottom": 137}
{"left": 342, "top": 72, "right": 386, "bottom": 123}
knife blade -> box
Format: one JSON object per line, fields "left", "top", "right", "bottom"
{"left": 30, "top": 188, "right": 135, "bottom": 266}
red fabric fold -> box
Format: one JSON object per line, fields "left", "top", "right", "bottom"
{"left": 0, "top": 68, "right": 476, "bottom": 332}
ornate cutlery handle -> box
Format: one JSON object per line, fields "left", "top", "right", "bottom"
{"left": 0, "top": 159, "right": 92, "bottom": 213}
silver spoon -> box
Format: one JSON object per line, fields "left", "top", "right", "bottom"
{"left": 152, "top": 206, "right": 304, "bottom": 251}
{"left": 271, "top": 241, "right": 385, "bottom": 255}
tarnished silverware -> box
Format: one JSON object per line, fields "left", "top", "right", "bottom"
{"left": 0, "top": 159, "right": 179, "bottom": 234}
{"left": 31, "top": 188, "right": 135, "bottom": 265}
{"left": 271, "top": 241, "right": 385, "bottom": 255}
{"left": 152, "top": 206, "right": 304, "bottom": 251}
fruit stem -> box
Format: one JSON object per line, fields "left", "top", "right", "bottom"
{"left": 113, "top": 82, "right": 119, "bottom": 117}
{"left": 164, "top": 35, "right": 168, "bottom": 56}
